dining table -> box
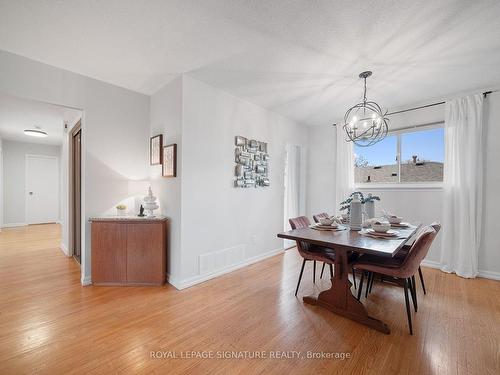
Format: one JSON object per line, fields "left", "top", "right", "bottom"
{"left": 277, "top": 225, "right": 419, "bottom": 334}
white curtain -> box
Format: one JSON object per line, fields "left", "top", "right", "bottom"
{"left": 440, "top": 94, "right": 484, "bottom": 278}
{"left": 335, "top": 124, "right": 355, "bottom": 214}
{"left": 284, "top": 145, "right": 301, "bottom": 230}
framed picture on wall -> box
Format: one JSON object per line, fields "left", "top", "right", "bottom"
{"left": 150, "top": 134, "right": 163, "bottom": 165}
{"left": 162, "top": 144, "right": 177, "bottom": 177}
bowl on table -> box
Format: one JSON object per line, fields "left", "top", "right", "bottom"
{"left": 371, "top": 221, "right": 391, "bottom": 233}
{"left": 386, "top": 216, "right": 403, "bottom": 224}
{"left": 319, "top": 217, "right": 335, "bottom": 226}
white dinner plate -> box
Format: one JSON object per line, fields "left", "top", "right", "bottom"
{"left": 365, "top": 228, "right": 400, "bottom": 237}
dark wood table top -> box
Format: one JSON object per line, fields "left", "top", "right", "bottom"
{"left": 277, "top": 226, "right": 419, "bottom": 257}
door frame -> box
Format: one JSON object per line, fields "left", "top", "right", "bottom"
{"left": 25, "top": 154, "right": 60, "bottom": 225}
{"left": 69, "top": 120, "right": 82, "bottom": 262}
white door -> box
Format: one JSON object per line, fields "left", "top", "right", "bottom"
{"left": 26, "top": 155, "right": 59, "bottom": 224}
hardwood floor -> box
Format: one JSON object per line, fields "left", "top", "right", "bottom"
{"left": 0, "top": 224, "right": 499, "bottom": 374}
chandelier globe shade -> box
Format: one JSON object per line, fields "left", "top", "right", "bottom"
{"left": 343, "top": 71, "right": 389, "bottom": 147}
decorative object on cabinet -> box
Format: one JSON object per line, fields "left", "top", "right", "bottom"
{"left": 90, "top": 217, "right": 168, "bottom": 286}
{"left": 150, "top": 134, "right": 163, "bottom": 165}
{"left": 116, "top": 204, "right": 127, "bottom": 216}
{"left": 234, "top": 136, "right": 269, "bottom": 188}
{"left": 138, "top": 204, "right": 145, "bottom": 217}
{"left": 162, "top": 143, "right": 177, "bottom": 177}
{"left": 143, "top": 187, "right": 159, "bottom": 217}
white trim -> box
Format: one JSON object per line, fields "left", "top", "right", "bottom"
{"left": 388, "top": 121, "right": 444, "bottom": 136}
{"left": 477, "top": 270, "right": 500, "bottom": 281}
{"left": 79, "top": 114, "right": 87, "bottom": 286}
{"left": 421, "top": 260, "right": 500, "bottom": 281}
{"left": 420, "top": 259, "right": 441, "bottom": 269}
{"left": 81, "top": 275, "right": 91, "bottom": 286}
{"left": 1, "top": 222, "right": 27, "bottom": 228}
{"left": 25, "top": 154, "right": 60, "bottom": 225}
{"left": 356, "top": 183, "right": 443, "bottom": 191}
{"left": 168, "top": 248, "right": 285, "bottom": 290}
{"left": 60, "top": 242, "right": 69, "bottom": 257}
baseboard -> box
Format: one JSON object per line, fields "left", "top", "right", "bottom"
{"left": 420, "top": 260, "right": 441, "bottom": 269}
{"left": 1, "top": 222, "right": 27, "bottom": 228}
{"left": 421, "top": 260, "right": 500, "bottom": 281}
{"left": 81, "top": 275, "right": 92, "bottom": 286}
{"left": 168, "top": 248, "right": 285, "bottom": 290}
{"left": 60, "top": 242, "right": 70, "bottom": 257}
{"left": 477, "top": 269, "right": 500, "bottom": 281}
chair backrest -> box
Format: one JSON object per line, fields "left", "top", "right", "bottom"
{"left": 405, "top": 221, "right": 441, "bottom": 246}
{"left": 400, "top": 225, "right": 438, "bottom": 277}
{"left": 289, "top": 216, "right": 310, "bottom": 230}
{"left": 288, "top": 216, "right": 312, "bottom": 257}
{"left": 313, "top": 212, "right": 329, "bottom": 223}
{"left": 430, "top": 221, "right": 441, "bottom": 234}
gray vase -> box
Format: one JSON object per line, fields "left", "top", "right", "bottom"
{"left": 365, "top": 201, "right": 375, "bottom": 219}
{"left": 349, "top": 194, "right": 363, "bottom": 230}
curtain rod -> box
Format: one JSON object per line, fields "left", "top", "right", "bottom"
{"left": 332, "top": 90, "right": 496, "bottom": 126}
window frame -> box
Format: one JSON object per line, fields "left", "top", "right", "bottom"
{"left": 354, "top": 122, "right": 444, "bottom": 189}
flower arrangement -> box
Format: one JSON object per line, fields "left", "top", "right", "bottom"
{"left": 340, "top": 192, "right": 380, "bottom": 213}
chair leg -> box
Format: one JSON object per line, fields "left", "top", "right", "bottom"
{"left": 357, "top": 271, "right": 365, "bottom": 300}
{"left": 329, "top": 264, "right": 334, "bottom": 278}
{"left": 418, "top": 266, "right": 427, "bottom": 295}
{"left": 295, "top": 259, "right": 306, "bottom": 296}
{"left": 320, "top": 262, "right": 325, "bottom": 279}
{"left": 403, "top": 278, "right": 413, "bottom": 335}
{"left": 365, "top": 272, "right": 373, "bottom": 298}
{"left": 410, "top": 275, "right": 418, "bottom": 312}
{"left": 352, "top": 266, "right": 357, "bottom": 289}
{"left": 369, "top": 272, "right": 375, "bottom": 293}
{"left": 313, "top": 261, "right": 316, "bottom": 284}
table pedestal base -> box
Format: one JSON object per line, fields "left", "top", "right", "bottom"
{"left": 303, "top": 294, "right": 390, "bottom": 334}
{"left": 303, "top": 251, "right": 390, "bottom": 334}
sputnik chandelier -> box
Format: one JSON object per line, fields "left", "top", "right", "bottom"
{"left": 343, "top": 71, "right": 389, "bottom": 147}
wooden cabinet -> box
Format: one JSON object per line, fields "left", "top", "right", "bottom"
{"left": 91, "top": 218, "right": 167, "bottom": 286}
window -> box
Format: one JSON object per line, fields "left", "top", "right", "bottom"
{"left": 354, "top": 126, "right": 444, "bottom": 184}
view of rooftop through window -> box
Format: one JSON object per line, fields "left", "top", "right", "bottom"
{"left": 354, "top": 127, "right": 444, "bottom": 183}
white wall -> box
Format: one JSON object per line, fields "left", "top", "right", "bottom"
{"left": 0, "top": 135, "right": 3, "bottom": 228}
{"left": 307, "top": 91, "right": 500, "bottom": 278}
{"left": 163, "top": 76, "right": 308, "bottom": 286}
{"left": 150, "top": 76, "right": 183, "bottom": 281}
{"left": 307, "top": 125, "right": 336, "bottom": 218}
{"left": 2, "top": 140, "right": 60, "bottom": 225}
{"left": 0, "top": 50, "right": 150, "bottom": 284}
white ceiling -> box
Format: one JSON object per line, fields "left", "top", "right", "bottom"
{"left": 0, "top": 93, "right": 81, "bottom": 145}
{"left": 1, "top": 0, "right": 500, "bottom": 126}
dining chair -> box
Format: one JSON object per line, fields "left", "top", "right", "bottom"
{"left": 312, "top": 212, "right": 329, "bottom": 223}
{"left": 397, "top": 222, "right": 441, "bottom": 295}
{"left": 360, "top": 222, "right": 440, "bottom": 297}
{"left": 312, "top": 212, "right": 334, "bottom": 280}
{"left": 353, "top": 225, "right": 439, "bottom": 334}
{"left": 289, "top": 216, "right": 334, "bottom": 296}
